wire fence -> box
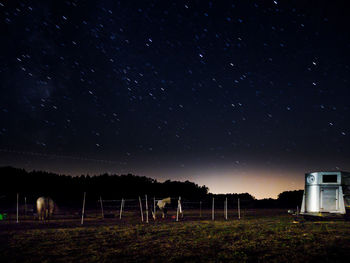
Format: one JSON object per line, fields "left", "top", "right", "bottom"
{"left": 0, "top": 193, "right": 288, "bottom": 224}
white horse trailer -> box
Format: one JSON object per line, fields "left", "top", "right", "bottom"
{"left": 301, "top": 171, "right": 350, "bottom": 219}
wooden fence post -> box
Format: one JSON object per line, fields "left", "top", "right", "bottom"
{"left": 81, "top": 192, "right": 86, "bottom": 225}
{"left": 176, "top": 196, "right": 180, "bottom": 222}
{"left": 212, "top": 197, "right": 215, "bottom": 221}
{"left": 100, "top": 196, "right": 104, "bottom": 219}
{"left": 238, "top": 198, "right": 241, "bottom": 220}
{"left": 24, "top": 196, "right": 27, "bottom": 218}
{"left": 139, "top": 196, "right": 144, "bottom": 222}
{"left": 153, "top": 197, "right": 156, "bottom": 220}
{"left": 16, "top": 193, "right": 19, "bottom": 223}
{"left": 145, "top": 195, "right": 149, "bottom": 223}
{"left": 119, "top": 198, "right": 124, "bottom": 219}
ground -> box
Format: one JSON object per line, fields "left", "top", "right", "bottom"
{"left": 1, "top": 210, "right": 350, "bottom": 262}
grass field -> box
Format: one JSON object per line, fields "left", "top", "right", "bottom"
{"left": 1, "top": 210, "right": 350, "bottom": 262}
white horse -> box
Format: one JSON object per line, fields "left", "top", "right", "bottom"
{"left": 36, "top": 197, "right": 56, "bottom": 220}
{"left": 156, "top": 197, "right": 171, "bottom": 218}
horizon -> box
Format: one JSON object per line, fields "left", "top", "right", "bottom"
{"left": 1, "top": 163, "right": 307, "bottom": 199}
{"left": 0, "top": 148, "right": 346, "bottom": 198}
{"left": 0, "top": 164, "right": 306, "bottom": 200}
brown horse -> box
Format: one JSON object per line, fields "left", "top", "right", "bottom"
{"left": 36, "top": 197, "right": 56, "bottom": 220}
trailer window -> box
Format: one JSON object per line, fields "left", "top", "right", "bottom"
{"left": 323, "top": 174, "right": 337, "bottom": 183}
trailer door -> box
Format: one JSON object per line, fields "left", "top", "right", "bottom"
{"left": 320, "top": 187, "right": 338, "bottom": 212}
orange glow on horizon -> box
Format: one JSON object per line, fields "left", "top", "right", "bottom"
{"left": 146, "top": 167, "right": 305, "bottom": 199}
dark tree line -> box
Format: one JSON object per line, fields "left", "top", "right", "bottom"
{"left": 255, "top": 190, "right": 304, "bottom": 209}
{"left": 0, "top": 166, "right": 303, "bottom": 209}
{"left": 0, "top": 166, "right": 209, "bottom": 207}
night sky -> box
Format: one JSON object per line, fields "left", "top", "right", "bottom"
{"left": 1, "top": 0, "right": 349, "bottom": 198}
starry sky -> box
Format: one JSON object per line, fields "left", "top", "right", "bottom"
{"left": 1, "top": 0, "right": 349, "bottom": 198}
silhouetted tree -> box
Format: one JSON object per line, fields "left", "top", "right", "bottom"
{"left": 277, "top": 190, "right": 304, "bottom": 208}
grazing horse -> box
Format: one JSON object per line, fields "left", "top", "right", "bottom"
{"left": 36, "top": 197, "right": 56, "bottom": 220}
{"left": 157, "top": 197, "right": 171, "bottom": 218}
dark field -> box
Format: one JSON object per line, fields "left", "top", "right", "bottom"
{"left": 1, "top": 209, "right": 350, "bottom": 263}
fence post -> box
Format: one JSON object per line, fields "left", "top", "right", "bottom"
{"left": 179, "top": 196, "right": 183, "bottom": 218}
{"left": 139, "top": 196, "right": 144, "bottom": 222}
{"left": 153, "top": 197, "right": 156, "bottom": 220}
{"left": 119, "top": 198, "right": 124, "bottom": 219}
{"left": 24, "top": 196, "right": 27, "bottom": 218}
{"left": 100, "top": 196, "right": 104, "bottom": 219}
{"left": 238, "top": 198, "right": 241, "bottom": 220}
{"left": 145, "top": 195, "right": 149, "bottom": 223}
{"left": 81, "top": 192, "right": 86, "bottom": 225}
{"left": 225, "top": 197, "right": 228, "bottom": 220}
{"left": 16, "top": 193, "right": 19, "bottom": 223}
{"left": 199, "top": 201, "right": 202, "bottom": 218}
{"left": 212, "top": 197, "right": 214, "bottom": 221}
{"left": 224, "top": 198, "right": 225, "bottom": 219}
{"left": 176, "top": 196, "right": 180, "bottom": 222}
